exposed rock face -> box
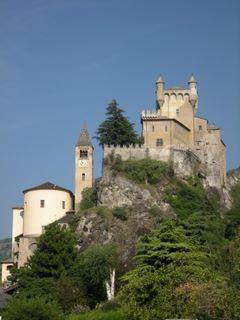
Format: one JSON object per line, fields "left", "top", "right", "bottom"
{"left": 227, "top": 167, "right": 240, "bottom": 189}
{"left": 75, "top": 166, "right": 175, "bottom": 265}
{"left": 97, "top": 167, "right": 153, "bottom": 208}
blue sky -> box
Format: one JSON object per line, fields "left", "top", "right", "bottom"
{"left": 0, "top": 0, "right": 239, "bottom": 239}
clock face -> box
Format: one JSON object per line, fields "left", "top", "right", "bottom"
{"left": 79, "top": 160, "right": 87, "bottom": 167}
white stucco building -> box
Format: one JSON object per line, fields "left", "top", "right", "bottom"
{"left": 1, "top": 126, "right": 94, "bottom": 286}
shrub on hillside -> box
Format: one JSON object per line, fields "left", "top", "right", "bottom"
{"left": 3, "top": 297, "right": 63, "bottom": 320}
{"left": 112, "top": 207, "right": 128, "bottom": 221}
{"left": 68, "top": 309, "right": 127, "bottom": 320}
{"left": 111, "top": 157, "right": 174, "bottom": 185}
{"left": 80, "top": 187, "right": 97, "bottom": 211}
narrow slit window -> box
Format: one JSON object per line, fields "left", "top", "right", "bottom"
{"left": 152, "top": 125, "right": 154, "bottom": 132}
{"left": 199, "top": 125, "right": 202, "bottom": 130}
{"left": 176, "top": 109, "right": 180, "bottom": 116}
{"left": 62, "top": 201, "right": 65, "bottom": 209}
{"left": 165, "top": 125, "right": 168, "bottom": 132}
{"left": 40, "top": 200, "right": 45, "bottom": 208}
{"left": 82, "top": 173, "right": 86, "bottom": 181}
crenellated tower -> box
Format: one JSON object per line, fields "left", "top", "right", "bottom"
{"left": 75, "top": 126, "right": 93, "bottom": 208}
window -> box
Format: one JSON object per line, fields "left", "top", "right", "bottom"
{"left": 176, "top": 109, "right": 180, "bottom": 116}
{"left": 199, "top": 125, "right": 202, "bottom": 130}
{"left": 165, "top": 125, "right": 168, "bottom": 132}
{"left": 40, "top": 200, "right": 45, "bottom": 208}
{"left": 152, "top": 125, "right": 154, "bottom": 132}
{"left": 62, "top": 201, "right": 65, "bottom": 209}
{"left": 82, "top": 173, "right": 86, "bottom": 181}
{"left": 156, "top": 138, "right": 163, "bottom": 147}
{"left": 80, "top": 150, "right": 88, "bottom": 159}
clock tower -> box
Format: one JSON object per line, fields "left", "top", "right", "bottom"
{"left": 75, "top": 125, "right": 93, "bottom": 209}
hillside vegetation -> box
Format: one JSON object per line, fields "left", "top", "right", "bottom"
{"left": 0, "top": 238, "right": 11, "bottom": 261}
{"left": 2, "top": 158, "right": 240, "bottom": 320}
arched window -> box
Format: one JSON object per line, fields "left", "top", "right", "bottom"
{"left": 80, "top": 150, "right": 88, "bottom": 159}
{"left": 82, "top": 173, "right": 86, "bottom": 181}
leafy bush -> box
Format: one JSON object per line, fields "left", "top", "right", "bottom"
{"left": 112, "top": 158, "right": 174, "bottom": 185}
{"left": 3, "top": 297, "right": 63, "bottom": 320}
{"left": 70, "top": 244, "right": 119, "bottom": 308}
{"left": 148, "top": 205, "right": 162, "bottom": 217}
{"left": 68, "top": 309, "right": 127, "bottom": 320}
{"left": 80, "top": 187, "right": 97, "bottom": 211}
{"left": 112, "top": 207, "right": 128, "bottom": 221}
{"left": 224, "top": 183, "right": 240, "bottom": 240}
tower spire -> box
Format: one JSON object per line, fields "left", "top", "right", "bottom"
{"left": 76, "top": 125, "right": 92, "bottom": 147}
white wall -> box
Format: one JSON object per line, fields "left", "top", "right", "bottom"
{"left": 1, "top": 262, "right": 13, "bottom": 285}
{"left": 23, "top": 189, "right": 73, "bottom": 236}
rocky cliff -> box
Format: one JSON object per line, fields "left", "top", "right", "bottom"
{"left": 74, "top": 161, "right": 240, "bottom": 265}
{"left": 75, "top": 165, "right": 175, "bottom": 265}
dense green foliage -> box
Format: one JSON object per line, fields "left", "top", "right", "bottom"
{"left": 0, "top": 238, "right": 11, "bottom": 261}
{"left": 95, "top": 100, "right": 139, "bottom": 147}
{"left": 80, "top": 187, "right": 97, "bottom": 211}
{"left": 119, "top": 221, "right": 222, "bottom": 320}
{"left": 8, "top": 224, "right": 119, "bottom": 315}
{"left": 70, "top": 244, "right": 119, "bottom": 309}
{"left": 112, "top": 157, "right": 173, "bottom": 185}
{"left": 224, "top": 183, "right": 240, "bottom": 239}
{"left": 112, "top": 207, "right": 128, "bottom": 221}
{"left": 3, "top": 297, "right": 64, "bottom": 320}
{"left": 4, "top": 172, "right": 240, "bottom": 319}
{"left": 68, "top": 309, "right": 127, "bottom": 320}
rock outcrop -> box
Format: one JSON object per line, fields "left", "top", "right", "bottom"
{"left": 75, "top": 165, "right": 175, "bottom": 265}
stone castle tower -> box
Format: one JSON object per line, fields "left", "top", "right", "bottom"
{"left": 104, "top": 75, "right": 226, "bottom": 189}
{"left": 75, "top": 126, "right": 93, "bottom": 207}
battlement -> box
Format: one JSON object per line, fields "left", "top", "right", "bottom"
{"left": 103, "top": 144, "right": 202, "bottom": 179}
{"left": 141, "top": 109, "right": 164, "bottom": 120}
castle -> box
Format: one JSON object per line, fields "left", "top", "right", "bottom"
{"left": 1, "top": 75, "right": 226, "bottom": 286}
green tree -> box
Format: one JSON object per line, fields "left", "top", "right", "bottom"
{"left": 80, "top": 187, "right": 97, "bottom": 211}
{"left": 119, "top": 221, "right": 221, "bottom": 320}
{"left": 9, "top": 223, "right": 80, "bottom": 312}
{"left": 95, "top": 100, "right": 138, "bottom": 147}
{"left": 71, "top": 244, "right": 119, "bottom": 308}
{"left": 3, "top": 297, "right": 63, "bottom": 320}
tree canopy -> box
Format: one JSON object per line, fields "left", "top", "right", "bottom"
{"left": 95, "top": 100, "right": 139, "bottom": 147}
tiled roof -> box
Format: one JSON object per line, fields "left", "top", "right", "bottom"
{"left": 23, "top": 182, "right": 73, "bottom": 196}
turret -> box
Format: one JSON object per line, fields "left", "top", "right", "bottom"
{"left": 188, "top": 74, "right": 198, "bottom": 109}
{"left": 155, "top": 76, "right": 165, "bottom": 110}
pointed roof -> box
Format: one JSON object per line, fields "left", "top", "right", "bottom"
{"left": 188, "top": 74, "right": 197, "bottom": 83}
{"left": 76, "top": 125, "right": 92, "bottom": 147}
{"left": 156, "top": 76, "right": 165, "bottom": 84}
{"left": 23, "top": 182, "right": 73, "bottom": 196}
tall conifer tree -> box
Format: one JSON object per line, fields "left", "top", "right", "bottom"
{"left": 95, "top": 100, "right": 138, "bottom": 147}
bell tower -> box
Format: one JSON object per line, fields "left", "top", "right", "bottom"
{"left": 75, "top": 125, "right": 93, "bottom": 209}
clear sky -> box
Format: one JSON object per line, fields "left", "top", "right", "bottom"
{"left": 0, "top": 0, "right": 239, "bottom": 239}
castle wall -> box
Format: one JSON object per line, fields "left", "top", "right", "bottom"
{"left": 142, "top": 119, "right": 172, "bottom": 148}
{"left": 18, "top": 236, "right": 37, "bottom": 267}
{"left": 194, "top": 117, "right": 226, "bottom": 188}
{"left": 1, "top": 262, "right": 13, "bottom": 285}
{"left": 172, "top": 121, "right": 190, "bottom": 146}
{"left": 103, "top": 145, "right": 201, "bottom": 178}
{"left": 12, "top": 208, "right": 24, "bottom": 262}
{"left": 104, "top": 145, "right": 171, "bottom": 162}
